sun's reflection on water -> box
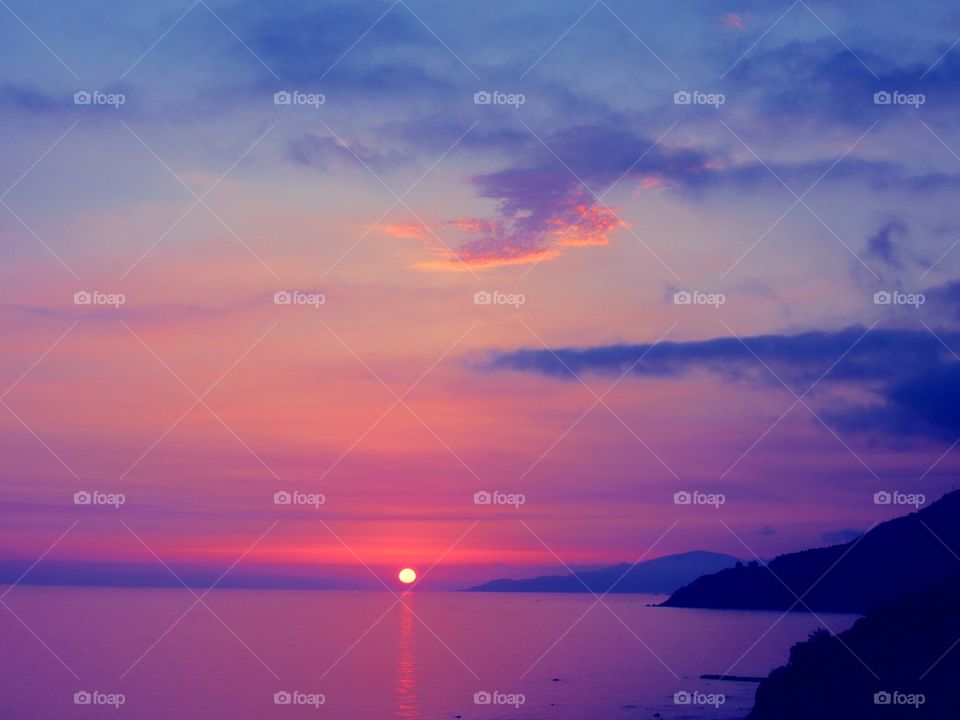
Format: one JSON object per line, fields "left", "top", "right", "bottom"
{"left": 396, "top": 594, "right": 419, "bottom": 718}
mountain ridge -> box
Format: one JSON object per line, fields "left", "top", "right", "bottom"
{"left": 748, "top": 572, "right": 960, "bottom": 718}
{"left": 662, "top": 490, "right": 960, "bottom": 613}
{"left": 463, "top": 550, "right": 740, "bottom": 594}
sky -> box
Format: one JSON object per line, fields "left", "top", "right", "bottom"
{"left": 2, "top": 0, "right": 960, "bottom": 590}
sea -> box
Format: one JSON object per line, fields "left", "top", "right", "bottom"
{"left": 0, "top": 587, "right": 859, "bottom": 719}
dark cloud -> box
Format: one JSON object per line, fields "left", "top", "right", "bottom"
{"left": 866, "top": 220, "right": 907, "bottom": 268}
{"left": 482, "top": 326, "right": 952, "bottom": 384}
{"left": 481, "top": 322, "right": 960, "bottom": 441}
{"left": 832, "top": 362, "right": 960, "bottom": 440}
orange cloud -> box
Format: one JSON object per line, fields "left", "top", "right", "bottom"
{"left": 549, "top": 202, "right": 625, "bottom": 248}
{"left": 381, "top": 222, "right": 429, "bottom": 241}
{"left": 382, "top": 193, "right": 625, "bottom": 270}
{"left": 415, "top": 246, "right": 562, "bottom": 271}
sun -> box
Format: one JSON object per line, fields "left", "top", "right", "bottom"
{"left": 398, "top": 567, "right": 417, "bottom": 584}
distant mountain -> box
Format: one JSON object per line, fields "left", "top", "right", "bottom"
{"left": 663, "top": 490, "right": 960, "bottom": 613}
{"left": 748, "top": 573, "right": 960, "bottom": 719}
{"left": 463, "top": 551, "right": 740, "bottom": 594}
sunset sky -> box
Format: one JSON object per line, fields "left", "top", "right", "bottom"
{"left": 2, "top": 0, "right": 960, "bottom": 590}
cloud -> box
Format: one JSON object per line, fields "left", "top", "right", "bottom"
{"left": 287, "top": 133, "right": 403, "bottom": 169}
{"left": 732, "top": 35, "right": 960, "bottom": 127}
{"left": 719, "top": 13, "right": 747, "bottom": 31}
{"left": 7, "top": 0, "right": 951, "bottom": 277}
{"left": 225, "top": 3, "right": 960, "bottom": 275}
{"left": 378, "top": 111, "right": 960, "bottom": 270}
{"left": 480, "top": 323, "right": 960, "bottom": 441}
{"left": 239, "top": 0, "right": 466, "bottom": 92}
{"left": 481, "top": 326, "right": 950, "bottom": 383}
{"left": 865, "top": 220, "right": 907, "bottom": 268}
{"left": 0, "top": 83, "right": 62, "bottom": 113}
{"left": 926, "top": 280, "right": 960, "bottom": 309}
{"left": 384, "top": 124, "right": 717, "bottom": 269}
{"left": 384, "top": 189, "right": 625, "bottom": 271}
{"left": 832, "top": 362, "right": 960, "bottom": 440}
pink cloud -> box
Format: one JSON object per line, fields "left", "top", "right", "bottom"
{"left": 720, "top": 12, "right": 747, "bottom": 31}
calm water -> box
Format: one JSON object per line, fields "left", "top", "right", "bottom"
{"left": 0, "top": 587, "right": 858, "bottom": 719}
